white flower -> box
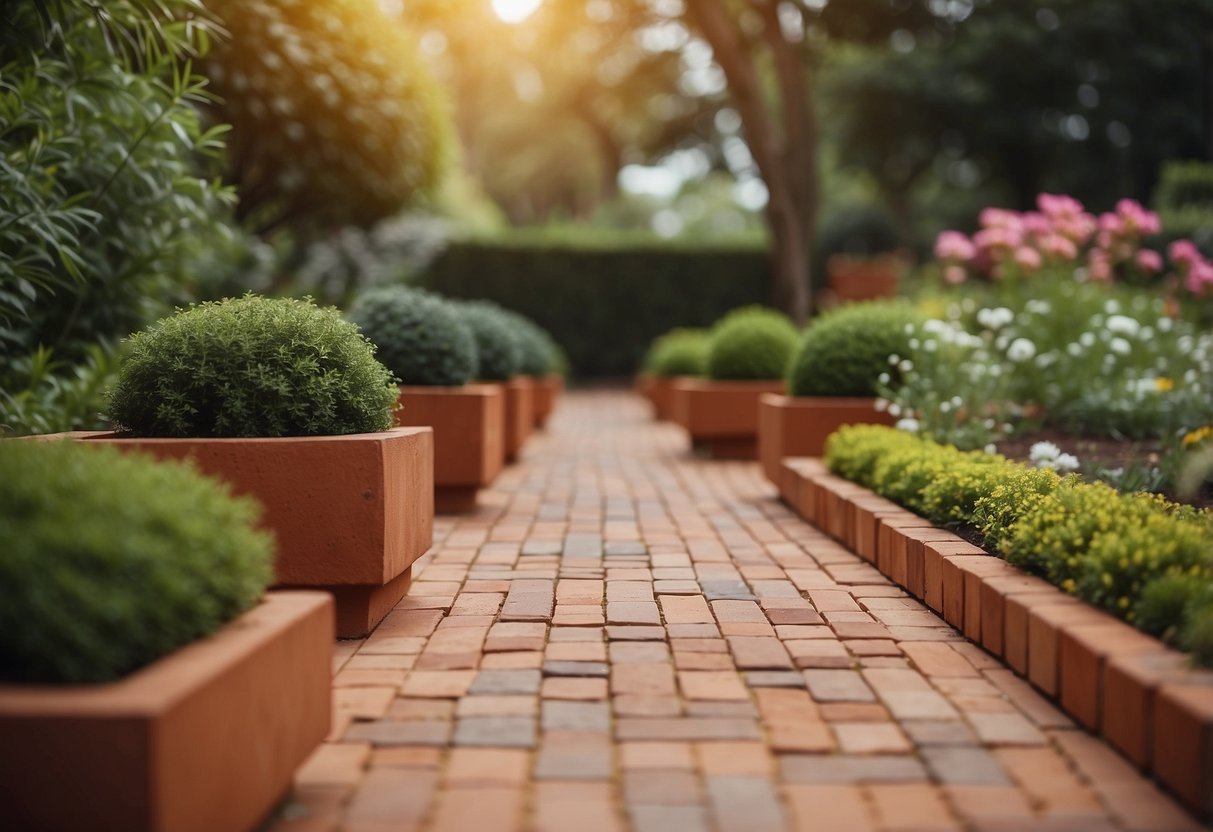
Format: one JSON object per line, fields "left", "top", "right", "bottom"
{"left": 888, "top": 403, "right": 902, "bottom": 417}
{"left": 976, "top": 307, "right": 1014, "bottom": 330}
{"left": 874, "top": 398, "right": 888, "bottom": 413}
{"left": 904, "top": 324, "right": 916, "bottom": 335}
{"left": 1106, "top": 315, "right": 1141, "bottom": 337}
{"left": 984, "top": 444, "right": 997, "bottom": 454}
{"left": 939, "top": 401, "right": 951, "bottom": 413}
{"left": 1159, "top": 317, "right": 1174, "bottom": 333}
{"left": 878, "top": 373, "right": 890, "bottom": 385}
{"left": 1109, "top": 337, "right": 1131, "bottom": 356}
{"left": 898, "top": 359, "right": 914, "bottom": 373}
{"left": 1029, "top": 441, "right": 1061, "bottom": 463}
{"left": 1080, "top": 332, "right": 1096, "bottom": 347}
{"left": 1053, "top": 453, "right": 1080, "bottom": 473}
{"left": 1067, "top": 343, "right": 1082, "bottom": 357}
{"left": 895, "top": 417, "right": 921, "bottom": 433}
{"left": 909, "top": 338, "right": 920, "bottom": 349}
{"left": 923, "top": 339, "right": 937, "bottom": 353}
{"left": 1007, "top": 338, "right": 1037, "bottom": 362}
{"left": 889, "top": 354, "right": 901, "bottom": 366}
{"left": 1104, "top": 300, "right": 1121, "bottom": 314}
{"left": 951, "top": 396, "right": 963, "bottom": 408}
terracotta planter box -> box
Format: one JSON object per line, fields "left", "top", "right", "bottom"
{"left": 670, "top": 378, "right": 786, "bottom": 459}
{"left": 758, "top": 393, "right": 894, "bottom": 486}
{"left": 397, "top": 384, "right": 504, "bottom": 514}
{"left": 83, "top": 428, "right": 433, "bottom": 638}
{"left": 502, "top": 377, "right": 535, "bottom": 463}
{"left": 826, "top": 253, "right": 904, "bottom": 304}
{"left": 0, "top": 591, "right": 333, "bottom": 832}
{"left": 779, "top": 458, "right": 1213, "bottom": 820}
{"left": 533, "top": 374, "right": 564, "bottom": 429}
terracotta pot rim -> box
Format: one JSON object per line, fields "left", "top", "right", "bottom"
{"left": 81, "top": 426, "right": 427, "bottom": 444}
{"left": 398, "top": 383, "right": 501, "bottom": 395}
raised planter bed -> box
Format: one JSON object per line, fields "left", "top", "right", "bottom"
{"left": 503, "top": 376, "right": 535, "bottom": 463}
{"left": 757, "top": 393, "right": 893, "bottom": 486}
{"left": 82, "top": 428, "right": 434, "bottom": 638}
{"left": 779, "top": 456, "right": 1213, "bottom": 820}
{"left": 671, "top": 378, "right": 785, "bottom": 459}
{"left": 397, "top": 384, "right": 504, "bottom": 514}
{"left": 0, "top": 591, "right": 333, "bottom": 832}
{"left": 533, "top": 374, "right": 564, "bottom": 429}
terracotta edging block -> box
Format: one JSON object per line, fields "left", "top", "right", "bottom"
{"left": 671, "top": 378, "right": 786, "bottom": 460}
{"left": 1058, "top": 621, "right": 1161, "bottom": 731}
{"left": 756, "top": 393, "right": 891, "bottom": 485}
{"left": 978, "top": 574, "right": 1054, "bottom": 658}
{"left": 397, "top": 384, "right": 505, "bottom": 512}
{"left": 83, "top": 428, "right": 433, "bottom": 638}
{"left": 0, "top": 592, "right": 333, "bottom": 832}
{"left": 780, "top": 458, "right": 827, "bottom": 516}
{"left": 1027, "top": 602, "right": 1113, "bottom": 698}
{"left": 1154, "top": 682, "right": 1213, "bottom": 818}
{"left": 1102, "top": 650, "right": 1193, "bottom": 769}
{"left": 502, "top": 377, "right": 536, "bottom": 463}
{"left": 891, "top": 527, "right": 962, "bottom": 598}
{"left": 921, "top": 541, "right": 985, "bottom": 612}
{"left": 533, "top": 374, "right": 564, "bottom": 428}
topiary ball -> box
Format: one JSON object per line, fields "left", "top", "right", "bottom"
{"left": 706, "top": 307, "right": 799, "bottom": 381}
{"left": 348, "top": 286, "right": 477, "bottom": 387}
{"left": 0, "top": 439, "right": 274, "bottom": 683}
{"left": 645, "top": 328, "right": 710, "bottom": 378}
{"left": 108, "top": 295, "right": 398, "bottom": 437}
{"left": 455, "top": 301, "right": 523, "bottom": 381}
{"left": 495, "top": 309, "right": 557, "bottom": 377}
{"left": 787, "top": 300, "right": 922, "bottom": 397}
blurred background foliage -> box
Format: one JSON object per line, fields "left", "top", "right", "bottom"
{"left": 3, "top": 0, "right": 1213, "bottom": 434}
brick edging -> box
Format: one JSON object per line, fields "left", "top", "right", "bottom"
{"left": 779, "top": 456, "right": 1213, "bottom": 820}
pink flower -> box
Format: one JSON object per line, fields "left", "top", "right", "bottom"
{"left": 1013, "top": 247, "right": 1042, "bottom": 271}
{"left": 1022, "top": 212, "right": 1052, "bottom": 237}
{"left": 1088, "top": 250, "right": 1112, "bottom": 282}
{"left": 1037, "top": 193, "right": 1086, "bottom": 219}
{"left": 1186, "top": 261, "right": 1213, "bottom": 296}
{"left": 979, "top": 207, "right": 1023, "bottom": 232}
{"left": 1135, "top": 249, "right": 1163, "bottom": 273}
{"left": 943, "top": 265, "right": 968, "bottom": 285}
{"left": 1115, "top": 199, "right": 1162, "bottom": 236}
{"left": 1169, "top": 239, "right": 1200, "bottom": 266}
{"left": 934, "top": 231, "right": 976, "bottom": 262}
{"left": 1040, "top": 234, "right": 1078, "bottom": 260}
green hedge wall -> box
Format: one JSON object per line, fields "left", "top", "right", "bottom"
{"left": 417, "top": 238, "right": 772, "bottom": 377}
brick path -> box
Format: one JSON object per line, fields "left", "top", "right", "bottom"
{"left": 272, "top": 391, "right": 1208, "bottom": 832}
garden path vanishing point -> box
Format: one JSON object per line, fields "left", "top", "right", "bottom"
{"left": 271, "top": 390, "right": 1209, "bottom": 832}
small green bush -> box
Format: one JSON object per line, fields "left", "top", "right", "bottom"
{"left": 645, "top": 329, "right": 710, "bottom": 378}
{"left": 347, "top": 287, "right": 477, "bottom": 387}
{"left": 108, "top": 295, "right": 397, "bottom": 437}
{"left": 496, "top": 308, "right": 558, "bottom": 377}
{"left": 706, "top": 306, "right": 798, "bottom": 381}
{"left": 825, "top": 424, "right": 1213, "bottom": 664}
{"left": 456, "top": 301, "right": 523, "bottom": 381}
{"left": 0, "top": 440, "right": 273, "bottom": 683}
{"left": 788, "top": 301, "right": 921, "bottom": 397}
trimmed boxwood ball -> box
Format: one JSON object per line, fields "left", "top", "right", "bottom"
{"left": 496, "top": 308, "right": 558, "bottom": 377}
{"left": 788, "top": 301, "right": 922, "bottom": 397}
{"left": 348, "top": 287, "right": 477, "bottom": 387}
{"left": 456, "top": 301, "right": 524, "bottom": 381}
{"left": 706, "top": 307, "right": 798, "bottom": 381}
{"left": 108, "top": 295, "right": 398, "bottom": 438}
{"left": 645, "top": 329, "right": 710, "bottom": 377}
{"left": 0, "top": 440, "right": 273, "bottom": 683}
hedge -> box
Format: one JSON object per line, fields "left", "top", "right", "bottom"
{"left": 417, "top": 237, "right": 772, "bottom": 377}
{"left": 825, "top": 424, "right": 1213, "bottom": 665}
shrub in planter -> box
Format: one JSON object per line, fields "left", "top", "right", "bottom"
{"left": 0, "top": 439, "right": 273, "bottom": 684}
{"left": 456, "top": 300, "right": 524, "bottom": 382}
{"left": 788, "top": 301, "right": 921, "bottom": 397}
{"left": 348, "top": 287, "right": 503, "bottom": 513}
{"left": 646, "top": 328, "right": 710, "bottom": 378}
{"left": 98, "top": 295, "right": 432, "bottom": 638}
{"left": 347, "top": 286, "right": 477, "bottom": 387}
{"left": 706, "top": 306, "right": 798, "bottom": 381}
{"left": 109, "top": 295, "right": 397, "bottom": 438}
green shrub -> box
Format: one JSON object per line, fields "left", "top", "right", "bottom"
{"left": 347, "top": 287, "right": 477, "bottom": 387}
{"left": 205, "top": 0, "right": 452, "bottom": 230}
{"left": 646, "top": 329, "right": 710, "bottom": 378}
{"left": 418, "top": 235, "right": 771, "bottom": 376}
{"left": 706, "top": 306, "right": 798, "bottom": 381}
{"left": 108, "top": 295, "right": 397, "bottom": 437}
{"left": 0, "top": 439, "right": 273, "bottom": 683}
{"left": 496, "top": 309, "right": 558, "bottom": 377}
{"left": 826, "top": 424, "right": 1213, "bottom": 664}
{"left": 1155, "top": 161, "right": 1213, "bottom": 211}
{"left": 456, "top": 301, "right": 523, "bottom": 381}
{"left": 788, "top": 301, "right": 921, "bottom": 397}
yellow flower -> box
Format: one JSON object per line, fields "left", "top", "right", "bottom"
{"left": 1183, "top": 425, "right": 1213, "bottom": 447}
{"left": 1155, "top": 377, "right": 1175, "bottom": 392}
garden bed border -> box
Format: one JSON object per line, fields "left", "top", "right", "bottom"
{"left": 779, "top": 456, "right": 1213, "bottom": 820}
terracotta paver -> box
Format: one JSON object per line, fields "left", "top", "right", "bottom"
{"left": 268, "top": 391, "right": 1210, "bottom": 832}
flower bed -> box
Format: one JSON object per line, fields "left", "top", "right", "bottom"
{"left": 777, "top": 445, "right": 1213, "bottom": 819}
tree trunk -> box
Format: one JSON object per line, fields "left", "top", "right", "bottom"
{"left": 684, "top": 0, "right": 818, "bottom": 325}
